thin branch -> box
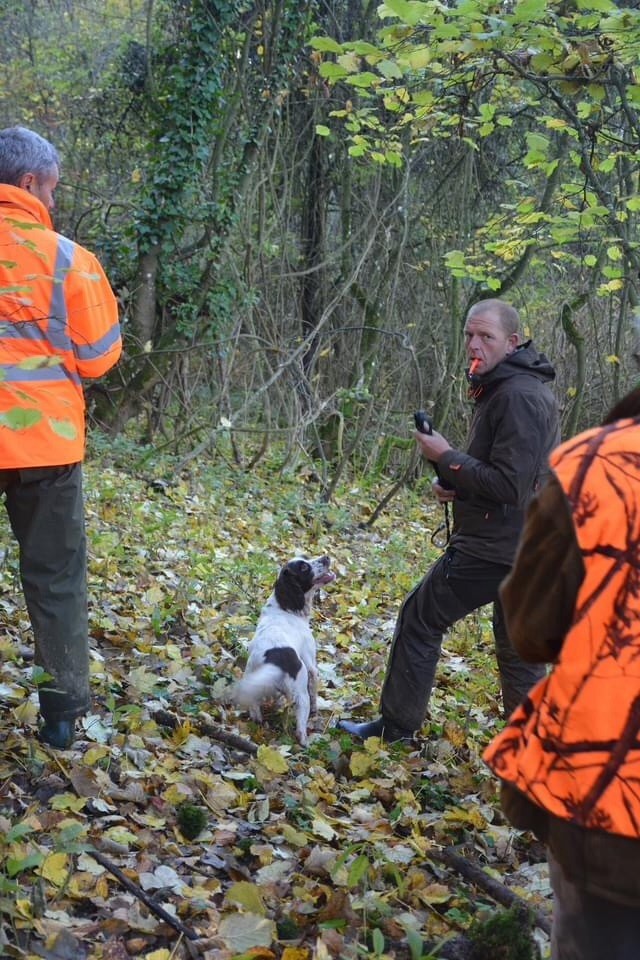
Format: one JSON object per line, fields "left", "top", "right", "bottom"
{"left": 151, "top": 707, "right": 258, "bottom": 755}
{"left": 431, "top": 845, "right": 552, "bottom": 936}
{"left": 88, "top": 849, "right": 199, "bottom": 941}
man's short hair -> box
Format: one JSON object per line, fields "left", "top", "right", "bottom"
{"left": 467, "top": 299, "right": 520, "bottom": 337}
{"left": 0, "top": 126, "right": 59, "bottom": 187}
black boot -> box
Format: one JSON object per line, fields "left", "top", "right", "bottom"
{"left": 337, "top": 716, "right": 413, "bottom": 743}
{"left": 39, "top": 718, "right": 75, "bottom": 749}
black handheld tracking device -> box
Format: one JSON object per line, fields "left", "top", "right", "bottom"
{"left": 413, "top": 410, "right": 452, "bottom": 489}
{"left": 414, "top": 410, "right": 433, "bottom": 435}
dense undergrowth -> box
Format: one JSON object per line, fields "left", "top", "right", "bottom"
{"left": 0, "top": 434, "right": 551, "bottom": 959}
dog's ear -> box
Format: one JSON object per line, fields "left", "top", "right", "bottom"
{"left": 275, "top": 561, "right": 309, "bottom": 612}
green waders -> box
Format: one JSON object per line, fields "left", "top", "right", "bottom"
{"left": 0, "top": 463, "right": 89, "bottom": 722}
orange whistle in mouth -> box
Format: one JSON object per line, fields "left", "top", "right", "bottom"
{"left": 469, "top": 358, "right": 481, "bottom": 376}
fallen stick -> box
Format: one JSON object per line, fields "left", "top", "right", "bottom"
{"left": 89, "top": 848, "right": 199, "bottom": 941}
{"left": 198, "top": 716, "right": 259, "bottom": 755}
{"left": 431, "top": 846, "right": 552, "bottom": 936}
{"left": 151, "top": 708, "right": 258, "bottom": 755}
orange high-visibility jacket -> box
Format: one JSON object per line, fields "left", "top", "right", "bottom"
{"left": 484, "top": 419, "right": 640, "bottom": 839}
{"left": 0, "top": 184, "right": 121, "bottom": 467}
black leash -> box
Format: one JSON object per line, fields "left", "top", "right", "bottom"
{"left": 415, "top": 410, "right": 453, "bottom": 550}
{"left": 430, "top": 501, "right": 451, "bottom": 548}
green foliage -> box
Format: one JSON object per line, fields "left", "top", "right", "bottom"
{"left": 133, "top": 0, "right": 231, "bottom": 253}
{"left": 176, "top": 802, "right": 208, "bottom": 840}
{"left": 469, "top": 905, "right": 540, "bottom": 960}
{"left": 314, "top": 0, "right": 640, "bottom": 297}
{"left": 127, "top": 0, "right": 317, "bottom": 338}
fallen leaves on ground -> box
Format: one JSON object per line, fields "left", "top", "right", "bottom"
{"left": 0, "top": 444, "right": 552, "bottom": 959}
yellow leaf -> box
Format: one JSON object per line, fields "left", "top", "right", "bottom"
{"left": 143, "top": 951, "right": 172, "bottom": 960}
{"left": 226, "top": 881, "right": 266, "bottom": 916}
{"left": 349, "top": 752, "right": 376, "bottom": 777}
{"left": 418, "top": 882, "right": 453, "bottom": 905}
{"left": 83, "top": 745, "right": 111, "bottom": 766}
{"left": 598, "top": 278, "right": 624, "bottom": 294}
{"left": 128, "top": 666, "right": 159, "bottom": 694}
{"left": 256, "top": 745, "right": 289, "bottom": 774}
{"left": 14, "top": 899, "right": 32, "bottom": 919}
{"left": 280, "top": 824, "right": 309, "bottom": 847}
{"left": 95, "top": 876, "right": 111, "bottom": 898}
{"left": 49, "top": 793, "right": 87, "bottom": 813}
{"left": 163, "top": 783, "right": 192, "bottom": 806}
{"left": 102, "top": 826, "right": 139, "bottom": 848}
{"left": 443, "top": 806, "right": 488, "bottom": 830}
{"left": 13, "top": 700, "right": 38, "bottom": 724}
{"left": 39, "top": 852, "right": 69, "bottom": 887}
{"left": 170, "top": 720, "right": 193, "bottom": 746}
{"left": 443, "top": 721, "right": 467, "bottom": 749}
{"left": 67, "top": 874, "right": 99, "bottom": 898}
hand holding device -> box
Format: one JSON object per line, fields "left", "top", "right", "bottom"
{"left": 414, "top": 410, "right": 453, "bottom": 489}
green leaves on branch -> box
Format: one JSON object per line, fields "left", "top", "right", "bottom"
{"left": 311, "top": 0, "right": 640, "bottom": 295}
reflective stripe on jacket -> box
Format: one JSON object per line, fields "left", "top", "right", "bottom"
{"left": 484, "top": 418, "right": 640, "bottom": 839}
{"left": 0, "top": 184, "right": 121, "bottom": 467}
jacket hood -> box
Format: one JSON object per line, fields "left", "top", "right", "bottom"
{"left": 0, "top": 183, "right": 53, "bottom": 231}
{"left": 468, "top": 340, "right": 556, "bottom": 393}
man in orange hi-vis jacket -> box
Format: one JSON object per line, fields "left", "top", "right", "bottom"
{"left": 0, "top": 126, "right": 122, "bottom": 749}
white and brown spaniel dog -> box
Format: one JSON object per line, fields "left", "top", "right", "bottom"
{"left": 232, "top": 555, "right": 335, "bottom": 745}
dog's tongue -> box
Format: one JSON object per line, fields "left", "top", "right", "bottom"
{"left": 316, "top": 571, "right": 336, "bottom": 585}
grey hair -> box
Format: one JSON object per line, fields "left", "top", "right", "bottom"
{"left": 467, "top": 299, "right": 520, "bottom": 337}
{"left": 0, "top": 126, "right": 59, "bottom": 186}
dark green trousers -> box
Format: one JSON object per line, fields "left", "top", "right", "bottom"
{"left": 381, "top": 547, "right": 546, "bottom": 730}
{"left": 0, "top": 464, "right": 89, "bottom": 721}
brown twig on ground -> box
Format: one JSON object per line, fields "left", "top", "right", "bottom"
{"left": 431, "top": 846, "right": 552, "bottom": 935}
{"left": 151, "top": 708, "right": 258, "bottom": 755}
{"left": 88, "top": 848, "right": 199, "bottom": 941}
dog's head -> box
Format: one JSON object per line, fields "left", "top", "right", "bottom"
{"left": 274, "top": 555, "right": 335, "bottom": 614}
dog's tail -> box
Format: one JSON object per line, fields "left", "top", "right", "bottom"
{"left": 232, "top": 664, "right": 284, "bottom": 708}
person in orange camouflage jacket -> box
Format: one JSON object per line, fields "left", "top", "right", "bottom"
{"left": 0, "top": 126, "right": 121, "bottom": 749}
{"left": 484, "top": 388, "right": 640, "bottom": 959}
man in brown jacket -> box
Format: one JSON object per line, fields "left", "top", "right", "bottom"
{"left": 339, "top": 299, "right": 559, "bottom": 742}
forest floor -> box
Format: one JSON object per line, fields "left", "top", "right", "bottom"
{"left": 0, "top": 435, "right": 552, "bottom": 960}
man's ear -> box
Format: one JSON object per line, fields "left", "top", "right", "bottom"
{"left": 18, "top": 172, "right": 36, "bottom": 193}
{"left": 506, "top": 333, "right": 519, "bottom": 355}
